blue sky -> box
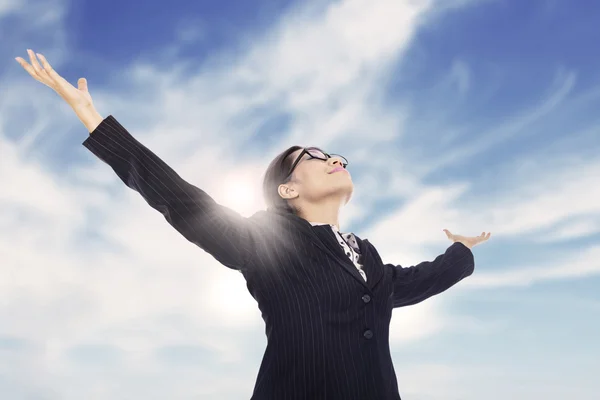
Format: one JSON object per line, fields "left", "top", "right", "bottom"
{"left": 1, "top": 0, "right": 599, "bottom": 399}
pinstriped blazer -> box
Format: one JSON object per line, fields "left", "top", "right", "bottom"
{"left": 83, "top": 115, "right": 475, "bottom": 400}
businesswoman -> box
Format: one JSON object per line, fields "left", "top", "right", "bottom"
{"left": 16, "top": 50, "right": 490, "bottom": 400}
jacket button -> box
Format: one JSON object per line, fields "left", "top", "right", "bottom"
{"left": 362, "top": 294, "right": 371, "bottom": 303}
{"left": 363, "top": 329, "right": 373, "bottom": 339}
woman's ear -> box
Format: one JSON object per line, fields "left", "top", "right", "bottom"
{"left": 278, "top": 183, "right": 299, "bottom": 200}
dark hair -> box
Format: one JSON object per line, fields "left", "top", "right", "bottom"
{"left": 262, "top": 145, "right": 303, "bottom": 214}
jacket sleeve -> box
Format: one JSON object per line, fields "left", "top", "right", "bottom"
{"left": 82, "top": 115, "right": 255, "bottom": 270}
{"left": 388, "top": 242, "right": 474, "bottom": 308}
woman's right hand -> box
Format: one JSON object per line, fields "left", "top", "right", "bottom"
{"left": 15, "top": 49, "right": 103, "bottom": 132}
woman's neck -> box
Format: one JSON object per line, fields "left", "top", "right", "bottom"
{"left": 298, "top": 200, "right": 343, "bottom": 230}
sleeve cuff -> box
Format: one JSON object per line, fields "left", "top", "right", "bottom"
{"left": 82, "top": 115, "right": 134, "bottom": 164}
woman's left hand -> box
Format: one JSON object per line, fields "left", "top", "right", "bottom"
{"left": 443, "top": 229, "right": 491, "bottom": 249}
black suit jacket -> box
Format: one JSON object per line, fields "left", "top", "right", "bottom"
{"left": 83, "top": 115, "right": 475, "bottom": 400}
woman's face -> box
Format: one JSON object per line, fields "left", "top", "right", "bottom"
{"left": 279, "top": 148, "right": 354, "bottom": 204}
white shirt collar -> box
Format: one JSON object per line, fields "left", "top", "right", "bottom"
{"left": 309, "top": 222, "right": 340, "bottom": 231}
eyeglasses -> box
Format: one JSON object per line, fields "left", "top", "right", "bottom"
{"left": 284, "top": 147, "right": 348, "bottom": 182}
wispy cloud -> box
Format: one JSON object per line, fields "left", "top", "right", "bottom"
{"left": 464, "top": 245, "right": 600, "bottom": 289}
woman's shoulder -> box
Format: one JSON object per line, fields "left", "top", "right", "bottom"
{"left": 249, "top": 208, "right": 303, "bottom": 226}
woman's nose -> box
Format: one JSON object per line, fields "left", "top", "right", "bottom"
{"left": 329, "top": 157, "right": 343, "bottom": 166}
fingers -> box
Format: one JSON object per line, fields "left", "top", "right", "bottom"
{"left": 36, "top": 52, "right": 64, "bottom": 83}
{"left": 443, "top": 230, "right": 491, "bottom": 247}
{"left": 475, "top": 232, "right": 491, "bottom": 243}
{"left": 15, "top": 57, "right": 42, "bottom": 82}
{"left": 16, "top": 50, "right": 58, "bottom": 83}
{"left": 27, "top": 49, "right": 46, "bottom": 77}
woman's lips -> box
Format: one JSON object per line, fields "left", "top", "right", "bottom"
{"left": 329, "top": 167, "right": 348, "bottom": 174}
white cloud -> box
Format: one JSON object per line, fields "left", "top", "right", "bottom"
{"left": 389, "top": 299, "right": 446, "bottom": 343}
{"left": 538, "top": 216, "right": 600, "bottom": 242}
{"left": 464, "top": 245, "right": 600, "bottom": 289}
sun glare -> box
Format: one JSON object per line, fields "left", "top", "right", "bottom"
{"left": 217, "top": 174, "right": 264, "bottom": 216}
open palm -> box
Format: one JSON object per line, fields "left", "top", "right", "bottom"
{"left": 15, "top": 49, "right": 93, "bottom": 110}
{"left": 443, "top": 229, "right": 491, "bottom": 249}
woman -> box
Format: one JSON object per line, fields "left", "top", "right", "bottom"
{"left": 16, "top": 50, "right": 490, "bottom": 400}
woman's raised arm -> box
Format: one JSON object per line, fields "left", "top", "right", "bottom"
{"left": 15, "top": 50, "right": 256, "bottom": 270}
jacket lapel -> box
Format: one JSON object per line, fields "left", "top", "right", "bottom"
{"left": 272, "top": 210, "right": 370, "bottom": 290}
{"left": 357, "top": 238, "right": 384, "bottom": 290}
{"left": 313, "top": 225, "right": 371, "bottom": 288}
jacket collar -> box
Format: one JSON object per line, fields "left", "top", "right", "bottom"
{"left": 267, "top": 208, "right": 384, "bottom": 290}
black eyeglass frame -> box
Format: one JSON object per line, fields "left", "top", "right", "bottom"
{"left": 283, "top": 147, "right": 348, "bottom": 182}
